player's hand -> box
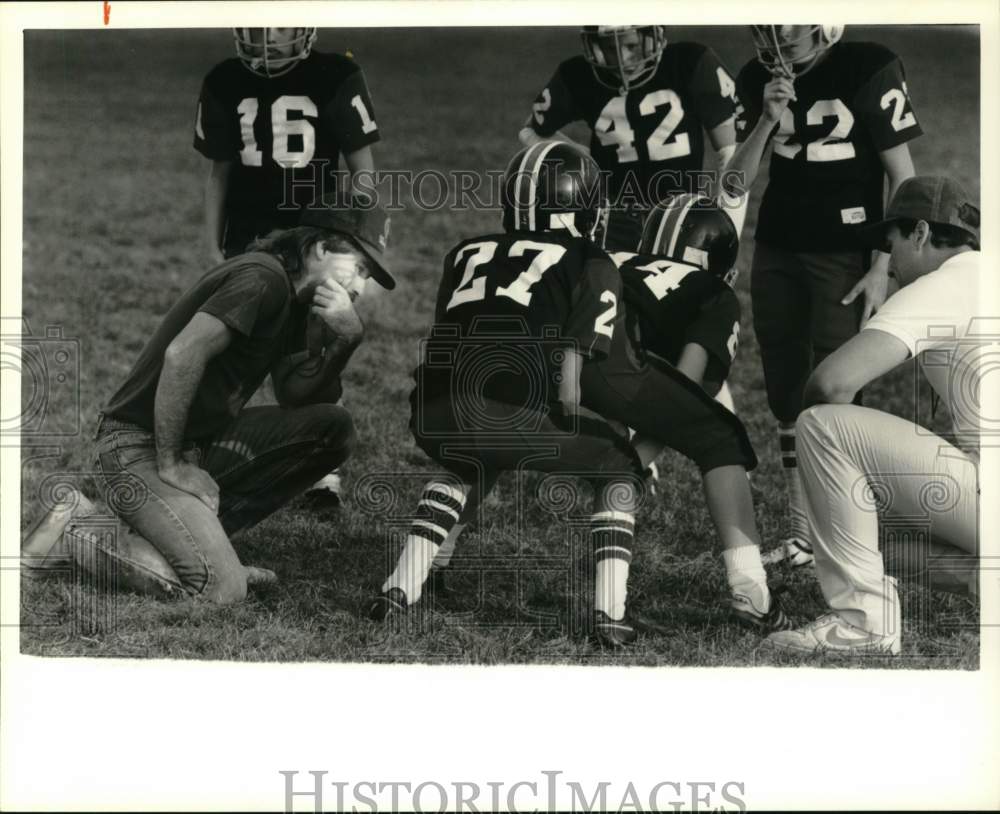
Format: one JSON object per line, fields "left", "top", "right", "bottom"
{"left": 842, "top": 260, "right": 889, "bottom": 324}
{"left": 158, "top": 460, "right": 220, "bottom": 513}
{"left": 761, "top": 76, "right": 796, "bottom": 123}
{"left": 311, "top": 281, "right": 364, "bottom": 344}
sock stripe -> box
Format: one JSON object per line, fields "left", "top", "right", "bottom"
{"left": 594, "top": 545, "right": 633, "bottom": 562}
{"left": 411, "top": 519, "right": 449, "bottom": 544}
{"left": 418, "top": 498, "right": 460, "bottom": 521}
{"left": 590, "top": 511, "right": 635, "bottom": 525}
{"left": 423, "top": 484, "right": 466, "bottom": 511}
{"left": 590, "top": 525, "right": 635, "bottom": 536}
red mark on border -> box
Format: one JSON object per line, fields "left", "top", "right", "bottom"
{"left": 103, "top": 1, "right": 110, "bottom": 25}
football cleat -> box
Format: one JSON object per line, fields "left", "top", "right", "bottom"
{"left": 730, "top": 591, "right": 793, "bottom": 635}
{"left": 366, "top": 587, "right": 408, "bottom": 622}
{"left": 303, "top": 471, "right": 342, "bottom": 508}
{"left": 767, "top": 612, "right": 901, "bottom": 656}
{"left": 21, "top": 487, "right": 97, "bottom": 577}
{"left": 763, "top": 537, "right": 815, "bottom": 568}
{"left": 592, "top": 610, "right": 638, "bottom": 648}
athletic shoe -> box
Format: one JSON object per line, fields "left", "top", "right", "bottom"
{"left": 303, "top": 471, "right": 342, "bottom": 507}
{"left": 21, "top": 488, "right": 96, "bottom": 577}
{"left": 366, "top": 587, "right": 408, "bottom": 622}
{"left": 644, "top": 462, "right": 660, "bottom": 498}
{"left": 245, "top": 565, "right": 278, "bottom": 587}
{"left": 767, "top": 612, "right": 901, "bottom": 656}
{"left": 730, "top": 591, "right": 793, "bottom": 635}
{"left": 592, "top": 610, "right": 638, "bottom": 648}
{"left": 762, "top": 537, "right": 814, "bottom": 568}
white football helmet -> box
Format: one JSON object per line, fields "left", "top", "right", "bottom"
{"left": 581, "top": 25, "right": 668, "bottom": 92}
{"left": 750, "top": 25, "right": 844, "bottom": 77}
{"left": 233, "top": 27, "right": 317, "bottom": 78}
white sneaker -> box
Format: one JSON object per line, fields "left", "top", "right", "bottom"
{"left": 762, "top": 537, "right": 814, "bottom": 568}
{"left": 21, "top": 487, "right": 96, "bottom": 576}
{"left": 304, "top": 471, "right": 342, "bottom": 506}
{"left": 767, "top": 612, "right": 901, "bottom": 656}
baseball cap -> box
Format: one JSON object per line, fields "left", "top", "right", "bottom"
{"left": 299, "top": 196, "right": 395, "bottom": 290}
{"left": 858, "top": 175, "right": 980, "bottom": 249}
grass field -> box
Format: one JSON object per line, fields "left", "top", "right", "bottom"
{"left": 18, "top": 25, "right": 981, "bottom": 667}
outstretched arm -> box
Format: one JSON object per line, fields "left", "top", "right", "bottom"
{"left": 155, "top": 312, "right": 232, "bottom": 511}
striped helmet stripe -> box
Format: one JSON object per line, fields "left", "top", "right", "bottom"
{"left": 523, "top": 141, "right": 561, "bottom": 231}
{"left": 665, "top": 194, "right": 699, "bottom": 258}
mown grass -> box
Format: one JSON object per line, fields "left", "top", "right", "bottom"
{"left": 19, "top": 25, "right": 981, "bottom": 667}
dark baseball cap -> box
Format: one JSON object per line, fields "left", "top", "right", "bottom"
{"left": 858, "top": 175, "right": 980, "bottom": 249}
{"left": 299, "top": 197, "right": 395, "bottom": 290}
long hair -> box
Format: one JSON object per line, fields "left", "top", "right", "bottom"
{"left": 247, "top": 227, "right": 359, "bottom": 278}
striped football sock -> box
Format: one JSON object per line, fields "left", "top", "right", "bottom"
{"left": 778, "top": 426, "right": 809, "bottom": 541}
{"left": 383, "top": 481, "right": 466, "bottom": 603}
{"left": 592, "top": 510, "right": 635, "bottom": 621}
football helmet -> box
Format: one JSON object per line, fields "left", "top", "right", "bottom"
{"left": 750, "top": 25, "right": 844, "bottom": 78}
{"left": 233, "top": 27, "right": 317, "bottom": 78}
{"left": 581, "top": 25, "right": 667, "bottom": 92}
{"left": 640, "top": 194, "right": 739, "bottom": 285}
{"left": 502, "top": 141, "right": 606, "bottom": 240}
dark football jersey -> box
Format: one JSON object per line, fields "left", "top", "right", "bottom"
{"left": 527, "top": 43, "right": 738, "bottom": 208}
{"left": 194, "top": 50, "right": 380, "bottom": 226}
{"left": 612, "top": 251, "right": 741, "bottom": 390}
{"left": 736, "top": 42, "right": 922, "bottom": 252}
{"left": 417, "top": 232, "right": 622, "bottom": 410}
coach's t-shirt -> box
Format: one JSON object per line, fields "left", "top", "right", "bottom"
{"left": 104, "top": 253, "right": 296, "bottom": 441}
{"left": 864, "top": 250, "right": 982, "bottom": 454}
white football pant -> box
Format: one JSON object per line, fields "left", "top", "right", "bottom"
{"left": 796, "top": 405, "right": 978, "bottom": 635}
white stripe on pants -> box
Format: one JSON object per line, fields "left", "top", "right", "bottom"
{"left": 796, "top": 405, "right": 978, "bottom": 635}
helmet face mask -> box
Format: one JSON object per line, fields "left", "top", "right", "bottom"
{"left": 750, "top": 24, "right": 844, "bottom": 78}
{"left": 640, "top": 194, "right": 740, "bottom": 285}
{"left": 581, "top": 25, "right": 667, "bottom": 92}
{"left": 234, "top": 27, "right": 318, "bottom": 78}
{"left": 502, "top": 141, "right": 607, "bottom": 242}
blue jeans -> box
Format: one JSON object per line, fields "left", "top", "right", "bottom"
{"left": 92, "top": 404, "right": 355, "bottom": 602}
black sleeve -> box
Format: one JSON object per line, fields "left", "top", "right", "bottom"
{"left": 733, "top": 62, "right": 761, "bottom": 145}
{"left": 526, "top": 63, "right": 581, "bottom": 136}
{"left": 193, "top": 69, "right": 240, "bottom": 160}
{"left": 564, "top": 246, "right": 622, "bottom": 359}
{"left": 684, "top": 284, "right": 741, "bottom": 386}
{"left": 198, "top": 264, "right": 289, "bottom": 338}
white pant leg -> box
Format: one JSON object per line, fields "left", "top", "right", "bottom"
{"left": 796, "top": 405, "right": 978, "bottom": 634}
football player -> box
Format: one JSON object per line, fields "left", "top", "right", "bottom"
{"left": 520, "top": 26, "right": 740, "bottom": 251}
{"left": 724, "top": 25, "right": 921, "bottom": 566}
{"left": 194, "top": 28, "right": 380, "bottom": 262}
{"left": 194, "top": 28, "right": 381, "bottom": 505}
{"left": 609, "top": 194, "right": 743, "bottom": 467}
{"left": 367, "top": 141, "right": 647, "bottom": 647}
{"left": 385, "top": 144, "right": 789, "bottom": 642}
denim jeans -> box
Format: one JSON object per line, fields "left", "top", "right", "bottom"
{"left": 91, "top": 404, "right": 355, "bottom": 602}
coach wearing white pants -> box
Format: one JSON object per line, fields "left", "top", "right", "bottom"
{"left": 768, "top": 176, "right": 981, "bottom": 655}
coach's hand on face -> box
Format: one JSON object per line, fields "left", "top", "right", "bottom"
{"left": 762, "top": 75, "right": 796, "bottom": 123}
{"left": 311, "top": 279, "right": 364, "bottom": 344}
{"left": 158, "top": 457, "right": 221, "bottom": 514}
